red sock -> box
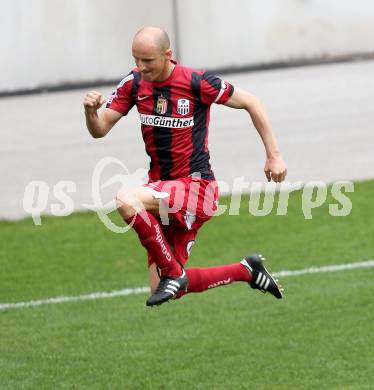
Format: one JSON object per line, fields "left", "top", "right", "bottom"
{"left": 175, "top": 263, "right": 251, "bottom": 299}
{"left": 125, "top": 210, "right": 181, "bottom": 277}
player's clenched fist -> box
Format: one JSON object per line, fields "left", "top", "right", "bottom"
{"left": 83, "top": 91, "right": 106, "bottom": 113}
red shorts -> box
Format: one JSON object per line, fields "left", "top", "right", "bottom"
{"left": 143, "top": 177, "right": 219, "bottom": 267}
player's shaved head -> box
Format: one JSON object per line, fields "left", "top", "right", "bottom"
{"left": 133, "top": 26, "right": 170, "bottom": 53}
{"left": 132, "top": 26, "right": 174, "bottom": 82}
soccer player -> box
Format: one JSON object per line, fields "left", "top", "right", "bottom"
{"left": 83, "top": 26, "right": 287, "bottom": 306}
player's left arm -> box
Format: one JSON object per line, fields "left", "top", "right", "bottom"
{"left": 224, "top": 87, "right": 287, "bottom": 183}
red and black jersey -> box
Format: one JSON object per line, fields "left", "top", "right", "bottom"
{"left": 106, "top": 61, "right": 234, "bottom": 182}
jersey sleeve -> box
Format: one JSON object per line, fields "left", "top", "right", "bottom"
{"left": 106, "top": 72, "right": 136, "bottom": 115}
{"left": 200, "top": 71, "right": 234, "bottom": 105}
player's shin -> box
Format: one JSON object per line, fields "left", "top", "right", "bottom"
{"left": 124, "top": 210, "right": 182, "bottom": 277}
{"left": 174, "top": 263, "right": 251, "bottom": 299}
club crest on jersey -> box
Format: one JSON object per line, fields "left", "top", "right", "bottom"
{"left": 156, "top": 95, "right": 168, "bottom": 115}
{"left": 177, "top": 98, "right": 190, "bottom": 116}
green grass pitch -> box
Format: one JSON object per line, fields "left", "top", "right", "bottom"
{"left": 0, "top": 180, "right": 373, "bottom": 389}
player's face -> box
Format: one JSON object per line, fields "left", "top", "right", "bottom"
{"left": 132, "top": 45, "right": 171, "bottom": 82}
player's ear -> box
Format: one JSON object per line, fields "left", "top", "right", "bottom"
{"left": 164, "top": 48, "right": 172, "bottom": 60}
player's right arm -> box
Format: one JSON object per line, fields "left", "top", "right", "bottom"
{"left": 83, "top": 91, "right": 122, "bottom": 138}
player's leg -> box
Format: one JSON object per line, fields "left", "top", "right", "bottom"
{"left": 116, "top": 183, "right": 188, "bottom": 306}
{"left": 150, "top": 223, "right": 283, "bottom": 300}
{"left": 175, "top": 236, "right": 283, "bottom": 299}
{"left": 168, "top": 178, "right": 284, "bottom": 299}
{"left": 116, "top": 186, "right": 182, "bottom": 277}
{"left": 169, "top": 224, "right": 249, "bottom": 297}
{"left": 145, "top": 203, "right": 283, "bottom": 300}
{"left": 146, "top": 222, "right": 187, "bottom": 294}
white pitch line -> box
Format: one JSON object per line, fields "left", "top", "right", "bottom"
{"left": 1, "top": 260, "right": 373, "bottom": 311}
{"left": 273, "top": 259, "right": 374, "bottom": 277}
{"left": 0, "top": 287, "right": 150, "bottom": 311}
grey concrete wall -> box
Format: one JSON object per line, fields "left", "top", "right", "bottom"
{"left": 1, "top": 0, "right": 374, "bottom": 92}
{"left": 0, "top": 0, "right": 175, "bottom": 92}
{"left": 177, "top": 0, "right": 374, "bottom": 68}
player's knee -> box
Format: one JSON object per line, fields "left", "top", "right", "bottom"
{"left": 115, "top": 190, "right": 132, "bottom": 211}
{"left": 116, "top": 189, "right": 142, "bottom": 218}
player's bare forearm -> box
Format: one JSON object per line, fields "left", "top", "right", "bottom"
{"left": 85, "top": 111, "right": 106, "bottom": 138}
{"left": 225, "top": 88, "right": 287, "bottom": 182}
{"left": 244, "top": 97, "right": 279, "bottom": 157}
